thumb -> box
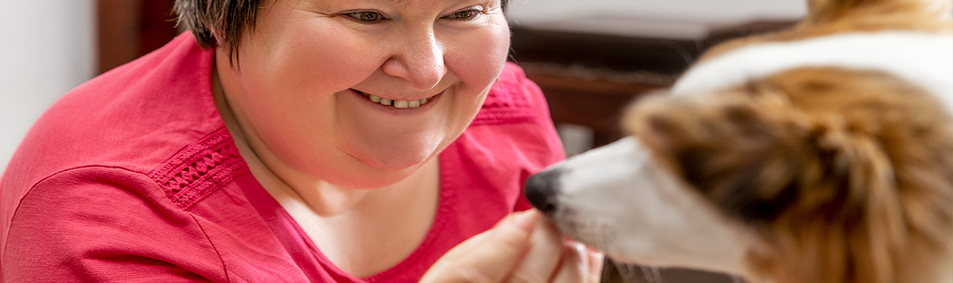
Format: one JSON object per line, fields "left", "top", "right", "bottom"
{"left": 420, "top": 210, "right": 540, "bottom": 283}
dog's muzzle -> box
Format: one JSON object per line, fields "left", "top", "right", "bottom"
{"left": 524, "top": 168, "right": 563, "bottom": 215}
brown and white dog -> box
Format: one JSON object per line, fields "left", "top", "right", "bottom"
{"left": 523, "top": 0, "right": 953, "bottom": 283}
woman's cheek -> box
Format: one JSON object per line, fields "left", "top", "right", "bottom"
{"left": 446, "top": 21, "right": 510, "bottom": 93}
{"left": 273, "top": 24, "right": 385, "bottom": 95}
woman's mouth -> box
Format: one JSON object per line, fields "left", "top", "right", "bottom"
{"left": 352, "top": 89, "right": 434, "bottom": 109}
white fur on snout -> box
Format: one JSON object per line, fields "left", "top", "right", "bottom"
{"left": 547, "top": 137, "right": 756, "bottom": 276}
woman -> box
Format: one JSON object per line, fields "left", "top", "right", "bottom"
{"left": 0, "top": 0, "right": 602, "bottom": 281}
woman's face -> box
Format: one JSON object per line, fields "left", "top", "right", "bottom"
{"left": 217, "top": 0, "right": 509, "bottom": 189}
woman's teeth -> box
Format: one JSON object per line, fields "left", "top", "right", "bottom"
{"left": 360, "top": 91, "right": 430, "bottom": 109}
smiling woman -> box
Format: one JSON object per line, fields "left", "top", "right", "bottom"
{"left": 0, "top": 0, "right": 601, "bottom": 282}
{"left": 212, "top": 0, "right": 512, "bottom": 187}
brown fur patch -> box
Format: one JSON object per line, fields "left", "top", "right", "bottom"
{"left": 625, "top": 67, "right": 953, "bottom": 283}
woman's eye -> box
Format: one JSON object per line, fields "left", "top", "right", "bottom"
{"left": 447, "top": 9, "right": 481, "bottom": 20}
{"left": 346, "top": 11, "right": 386, "bottom": 23}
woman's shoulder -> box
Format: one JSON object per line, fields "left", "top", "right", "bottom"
{"left": 464, "top": 62, "right": 563, "bottom": 157}
{"left": 471, "top": 62, "right": 549, "bottom": 126}
{"left": 0, "top": 34, "right": 237, "bottom": 229}
{"left": 3, "top": 34, "right": 224, "bottom": 187}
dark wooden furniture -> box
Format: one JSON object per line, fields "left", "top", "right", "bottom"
{"left": 509, "top": 22, "right": 794, "bottom": 149}
{"left": 97, "top": 0, "right": 178, "bottom": 74}
{"left": 510, "top": 27, "right": 696, "bottom": 147}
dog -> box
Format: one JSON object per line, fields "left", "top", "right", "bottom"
{"left": 523, "top": 0, "right": 953, "bottom": 282}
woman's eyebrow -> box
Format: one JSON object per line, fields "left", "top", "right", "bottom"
{"left": 384, "top": 0, "right": 467, "bottom": 7}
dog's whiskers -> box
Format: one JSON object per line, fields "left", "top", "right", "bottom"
{"left": 564, "top": 213, "right": 674, "bottom": 283}
{"left": 591, "top": 219, "right": 666, "bottom": 283}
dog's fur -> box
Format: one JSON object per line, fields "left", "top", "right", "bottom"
{"left": 524, "top": 0, "right": 953, "bottom": 282}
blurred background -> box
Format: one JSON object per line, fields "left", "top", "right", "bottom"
{"left": 0, "top": 1, "right": 805, "bottom": 281}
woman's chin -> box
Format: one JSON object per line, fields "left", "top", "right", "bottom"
{"left": 345, "top": 135, "right": 442, "bottom": 170}
{"left": 360, "top": 150, "right": 432, "bottom": 172}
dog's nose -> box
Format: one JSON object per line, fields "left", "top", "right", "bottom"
{"left": 524, "top": 168, "right": 563, "bottom": 215}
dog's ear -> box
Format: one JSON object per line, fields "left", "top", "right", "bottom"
{"left": 761, "top": 107, "right": 912, "bottom": 283}
{"left": 806, "top": 0, "right": 946, "bottom": 21}
{"left": 807, "top": 0, "right": 870, "bottom": 21}
{"left": 802, "top": 115, "right": 898, "bottom": 215}
{"left": 806, "top": 0, "right": 828, "bottom": 15}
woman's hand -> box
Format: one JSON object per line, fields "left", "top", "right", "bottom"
{"left": 420, "top": 210, "right": 604, "bottom": 283}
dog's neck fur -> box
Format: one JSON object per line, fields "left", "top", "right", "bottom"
{"left": 672, "top": 31, "right": 953, "bottom": 110}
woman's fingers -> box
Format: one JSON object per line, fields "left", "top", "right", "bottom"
{"left": 549, "top": 241, "right": 604, "bottom": 283}
{"left": 584, "top": 246, "right": 605, "bottom": 283}
{"left": 419, "top": 210, "right": 540, "bottom": 283}
{"left": 550, "top": 242, "right": 589, "bottom": 283}
{"left": 420, "top": 210, "right": 604, "bottom": 283}
{"left": 504, "top": 219, "right": 564, "bottom": 283}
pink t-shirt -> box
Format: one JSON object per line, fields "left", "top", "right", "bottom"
{"left": 0, "top": 33, "right": 565, "bottom": 282}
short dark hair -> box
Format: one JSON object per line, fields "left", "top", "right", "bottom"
{"left": 174, "top": 0, "right": 509, "bottom": 62}
{"left": 173, "top": 0, "right": 260, "bottom": 61}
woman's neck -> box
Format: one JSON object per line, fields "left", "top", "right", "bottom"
{"left": 213, "top": 68, "right": 441, "bottom": 276}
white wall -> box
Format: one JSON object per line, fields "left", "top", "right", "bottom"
{"left": 0, "top": 0, "right": 96, "bottom": 175}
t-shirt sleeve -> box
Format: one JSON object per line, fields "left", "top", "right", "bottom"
{"left": 2, "top": 167, "right": 225, "bottom": 282}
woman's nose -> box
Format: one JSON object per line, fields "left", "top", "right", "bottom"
{"left": 382, "top": 31, "right": 446, "bottom": 90}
